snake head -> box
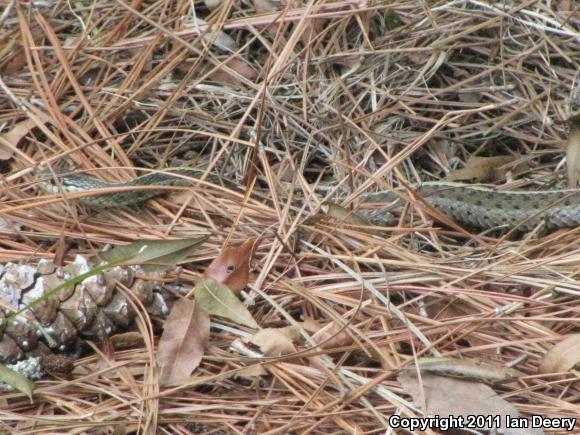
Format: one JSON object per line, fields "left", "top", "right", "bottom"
{"left": 203, "top": 238, "right": 260, "bottom": 295}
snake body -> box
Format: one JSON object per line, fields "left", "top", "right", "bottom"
{"left": 39, "top": 169, "right": 580, "bottom": 231}
{"left": 361, "top": 183, "right": 580, "bottom": 231}
{"left": 39, "top": 168, "right": 223, "bottom": 208}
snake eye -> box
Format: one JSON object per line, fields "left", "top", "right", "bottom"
{"left": 226, "top": 264, "right": 236, "bottom": 274}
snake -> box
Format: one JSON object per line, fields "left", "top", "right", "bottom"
{"left": 38, "top": 168, "right": 580, "bottom": 231}
{"left": 38, "top": 167, "right": 227, "bottom": 208}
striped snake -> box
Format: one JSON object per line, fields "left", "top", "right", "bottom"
{"left": 38, "top": 167, "right": 580, "bottom": 232}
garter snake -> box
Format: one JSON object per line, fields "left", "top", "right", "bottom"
{"left": 38, "top": 167, "right": 232, "bottom": 208}
{"left": 38, "top": 168, "right": 580, "bottom": 231}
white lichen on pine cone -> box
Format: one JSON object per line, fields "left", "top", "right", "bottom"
{"left": 0, "top": 255, "right": 167, "bottom": 364}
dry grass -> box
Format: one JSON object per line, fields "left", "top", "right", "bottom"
{"left": 0, "top": 0, "right": 579, "bottom": 433}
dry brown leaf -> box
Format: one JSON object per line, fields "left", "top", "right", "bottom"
{"left": 110, "top": 332, "right": 145, "bottom": 350}
{"left": 557, "top": 0, "right": 572, "bottom": 12}
{"left": 207, "top": 58, "right": 259, "bottom": 87}
{"left": 566, "top": 115, "right": 580, "bottom": 187}
{"left": 204, "top": 0, "right": 225, "bottom": 10}
{"left": 458, "top": 91, "right": 483, "bottom": 104}
{"left": 253, "top": 0, "right": 281, "bottom": 13}
{"left": 252, "top": 0, "right": 284, "bottom": 38}
{"left": 271, "top": 158, "right": 296, "bottom": 182}
{"left": 299, "top": 17, "right": 326, "bottom": 47}
{"left": 182, "top": 17, "right": 237, "bottom": 52}
{"left": 398, "top": 371, "right": 544, "bottom": 434}
{"left": 1, "top": 43, "right": 27, "bottom": 74}
{"left": 447, "top": 155, "right": 521, "bottom": 182}
{"left": 538, "top": 334, "right": 580, "bottom": 374}
{"left": 236, "top": 364, "right": 268, "bottom": 379}
{"left": 301, "top": 318, "right": 354, "bottom": 350}
{"left": 157, "top": 299, "right": 209, "bottom": 385}
{"left": 203, "top": 238, "right": 260, "bottom": 295}
{"left": 320, "top": 202, "right": 373, "bottom": 230}
{"left": 245, "top": 326, "right": 299, "bottom": 356}
{"left": 0, "top": 117, "right": 50, "bottom": 160}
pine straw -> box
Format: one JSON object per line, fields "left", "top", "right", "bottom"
{"left": 0, "top": 0, "right": 579, "bottom": 433}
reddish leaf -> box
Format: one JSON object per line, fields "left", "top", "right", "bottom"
{"left": 207, "top": 58, "right": 259, "bottom": 87}
{"left": 203, "top": 239, "right": 260, "bottom": 295}
{"left": 157, "top": 299, "right": 209, "bottom": 385}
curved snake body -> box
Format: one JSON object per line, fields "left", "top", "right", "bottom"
{"left": 362, "top": 183, "right": 580, "bottom": 231}
{"left": 39, "top": 168, "right": 221, "bottom": 208}
{"left": 39, "top": 169, "right": 580, "bottom": 231}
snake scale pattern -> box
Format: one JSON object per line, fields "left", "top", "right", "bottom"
{"left": 362, "top": 183, "right": 580, "bottom": 231}
{"left": 39, "top": 169, "right": 580, "bottom": 231}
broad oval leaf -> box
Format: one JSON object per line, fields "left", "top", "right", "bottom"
{"left": 157, "top": 299, "right": 210, "bottom": 385}
{"left": 195, "top": 278, "right": 258, "bottom": 329}
{"left": 245, "top": 327, "right": 299, "bottom": 356}
{"left": 538, "top": 334, "right": 580, "bottom": 374}
{"left": 203, "top": 238, "right": 259, "bottom": 295}
{"left": 398, "top": 371, "right": 544, "bottom": 435}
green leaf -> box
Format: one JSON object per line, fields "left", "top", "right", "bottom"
{"left": 0, "top": 363, "right": 36, "bottom": 400}
{"left": 98, "top": 236, "right": 209, "bottom": 272}
{"left": 195, "top": 278, "right": 259, "bottom": 329}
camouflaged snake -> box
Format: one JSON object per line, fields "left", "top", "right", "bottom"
{"left": 38, "top": 168, "right": 580, "bottom": 231}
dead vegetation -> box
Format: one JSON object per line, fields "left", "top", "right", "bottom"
{"left": 0, "top": 0, "right": 579, "bottom": 433}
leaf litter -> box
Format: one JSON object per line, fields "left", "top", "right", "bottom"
{"left": 0, "top": 0, "right": 578, "bottom": 433}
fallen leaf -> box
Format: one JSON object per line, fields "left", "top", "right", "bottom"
{"left": 447, "top": 155, "right": 520, "bottom": 182}
{"left": 458, "top": 91, "right": 483, "bottom": 104}
{"left": 203, "top": 239, "right": 260, "bottom": 295}
{"left": 299, "top": 16, "right": 326, "bottom": 47}
{"left": 566, "top": 114, "right": 580, "bottom": 187}
{"left": 206, "top": 58, "right": 259, "bottom": 87}
{"left": 557, "top": 0, "right": 571, "bottom": 11}
{"left": 245, "top": 326, "right": 300, "bottom": 356}
{"left": 253, "top": 0, "right": 280, "bottom": 13}
{"left": 110, "top": 331, "right": 145, "bottom": 350}
{"left": 182, "top": 17, "right": 237, "bottom": 52}
{"left": 157, "top": 299, "right": 210, "bottom": 385}
{"left": 0, "top": 363, "right": 36, "bottom": 401}
{"left": 0, "top": 117, "right": 50, "bottom": 160}
{"left": 195, "top": 278, "right": 259, "bottom": 329}
{"left": 538, "top": 334, "right": 580, "bottom": 374}
{"left": 301, "top": 318, "right": 354, "bottom": 350}
{"left": 252, "top": 0, "right": 284, "bottom": 38}
{"left": 398, "top": 371, "right": 544, "bottom": 435}
{"left": 98, "top": 235, "right": 209, "bottom": 272}
{"left": 321, "top": 202, "right": 373, "bottom": 230}
{"left": 236, "top": 364, "right": 268, "bottom": 379}
{"left": 271, "top": 157, "right": 296, "bottom": 182}
{"left": 203, "top": 0, "right": 224, "bottom": 9}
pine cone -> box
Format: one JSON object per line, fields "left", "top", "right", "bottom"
{"left": 0, "top": 255, "right": 168, "bottom": 364}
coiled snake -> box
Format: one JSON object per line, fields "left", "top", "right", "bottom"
{"left": 38, "top": 168, "right": 580, "bottom": 232}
